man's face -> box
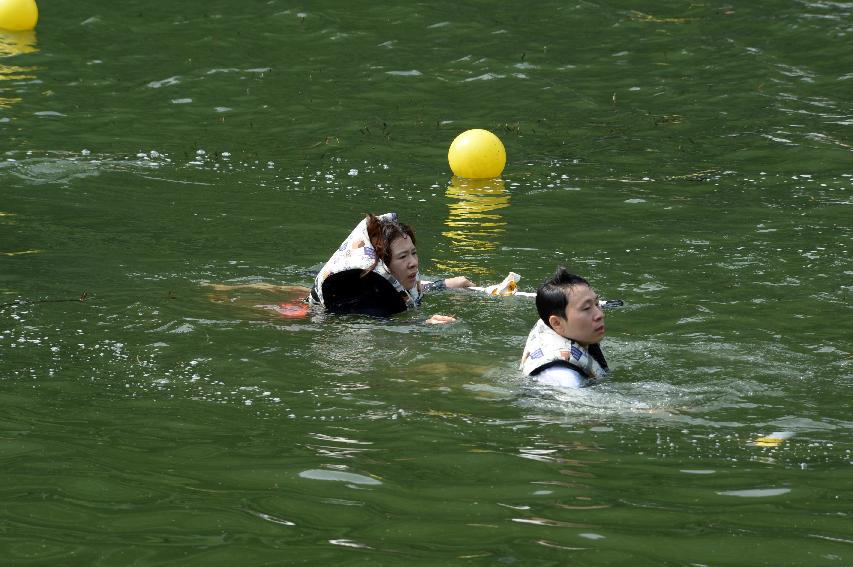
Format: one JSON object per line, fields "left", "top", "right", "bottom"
{"left": 548, "top": 284, "right": 605, "bottom": 346}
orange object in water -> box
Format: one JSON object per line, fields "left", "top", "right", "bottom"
{"left": 274, "top": 302, "right": 309, "bottom": 318}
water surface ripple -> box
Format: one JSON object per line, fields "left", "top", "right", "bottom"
{"left": 1, "top": 1, "right": 850, "bottom": 564}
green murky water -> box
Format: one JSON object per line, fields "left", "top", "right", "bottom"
{"left": 1, "top": 1, "right": 850, "bottom": 564}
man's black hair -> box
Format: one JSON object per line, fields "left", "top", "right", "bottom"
{"left": 535, "top": 267, "right": 589, "bottom": 328}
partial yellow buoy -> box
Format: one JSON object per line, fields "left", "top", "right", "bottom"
{"left": 448, "top": 129, "right": 506, "bottom": 179}
{"left": 0, "top": 0, "right": 38, "bottom": 31}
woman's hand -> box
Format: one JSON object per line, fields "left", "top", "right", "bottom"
{"left": 425, "top": 314, "right": 456, "bottom": 324}
{"left": 444, "top": 276, "right": 474, "bottom": 289}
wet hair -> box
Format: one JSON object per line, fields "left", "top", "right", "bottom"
{"left": 364, "top": 213, "right": 416, "bottom": 273}
{"left": 535, "top": 267, "right": 590, "bottom": 328}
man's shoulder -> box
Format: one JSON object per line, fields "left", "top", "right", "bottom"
{"left": 533, "top": 364, "right": 585, "bottom": 389}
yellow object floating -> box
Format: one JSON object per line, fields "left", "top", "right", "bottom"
{"left": 751, "top": 431, "right": 794, "bottom": 448}
{"left": 448, "top": 129, "right": 506, "bottom": 179}
{"left": 0, "top": 0, "right": 38, "bottom": 31}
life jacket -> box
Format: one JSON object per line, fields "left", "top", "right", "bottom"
{"left": 309, "top": 213, "right": 422, "bottom": 317}
{"left": 520, "top": 319, "right": 609, "bottom": 382}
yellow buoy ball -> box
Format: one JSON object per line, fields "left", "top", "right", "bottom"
{"left": 0, "top": 0, "right": 38, "bottom": 31}
{"left": 448, "top": 129, "right": 506, "bottom": 179}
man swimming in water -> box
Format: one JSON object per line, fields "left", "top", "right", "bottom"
{"left": 520, "top": 268, "right": 609, "bottom": 389}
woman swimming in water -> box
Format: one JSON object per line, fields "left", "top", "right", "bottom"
{"left": 309, "top": 212, "right": 473, "bottom": 323}
{"left": 205, "top": 212, "right": 472, "bottom": 323}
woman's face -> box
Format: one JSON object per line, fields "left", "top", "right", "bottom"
{"left": 387, "top": 235, "right": 419, "bottom": 289}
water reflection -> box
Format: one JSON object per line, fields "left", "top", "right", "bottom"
{"left": 434, "top": 177, "right": 510, "bottom": 276}
{"left": 0, "top": 29, "right": 36, "bottom": 56}
{"left": 0, "top": 30, "right": 37, "bottom": 109}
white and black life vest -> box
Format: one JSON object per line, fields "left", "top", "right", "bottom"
{"left": 520, "top": 319, "right": 608, "bottom": 381}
